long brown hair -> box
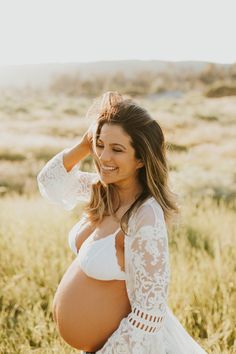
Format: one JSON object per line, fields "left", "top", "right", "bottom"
{"left": 84, "top": 91, "right": 179, "bottom": 232}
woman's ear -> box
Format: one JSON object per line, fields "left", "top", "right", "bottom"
{"left": 136, "top": 159, "right": 144, "bottom": 169}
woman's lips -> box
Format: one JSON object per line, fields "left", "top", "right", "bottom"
{"left": 101, "top": 166, "right": 118, "bottom": 173}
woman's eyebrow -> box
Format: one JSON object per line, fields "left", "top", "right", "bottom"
{"left": 97, "top": 138, "right": 126, "bottom": 149}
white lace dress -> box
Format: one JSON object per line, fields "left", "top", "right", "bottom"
{"left": 37, "top": 148, "right": 208, "bottom": 354}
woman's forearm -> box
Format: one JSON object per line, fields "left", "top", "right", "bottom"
{"left": 63, "top": 138, "right": 91, "bottom": 172}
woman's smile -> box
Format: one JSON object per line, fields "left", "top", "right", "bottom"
{"left": 101, "top": 165, "right": 118, "bottom": 172}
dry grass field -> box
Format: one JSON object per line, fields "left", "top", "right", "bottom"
{"left": 0, "top": 88, "right": 235, "bottom": 353}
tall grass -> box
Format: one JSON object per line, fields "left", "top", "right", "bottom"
{"left": 0, "top": 196, "right": 80, "bottom": 353}
{"left": 0, "top": 195, "right": 235, "bottom": 353}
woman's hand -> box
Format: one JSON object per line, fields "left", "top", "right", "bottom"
{"left": 81, "top": 121, "right": 97, "bottom": 155}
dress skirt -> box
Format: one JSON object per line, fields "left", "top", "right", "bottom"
{"left": 162, "top": 306, "right": 207, "bottom": 354}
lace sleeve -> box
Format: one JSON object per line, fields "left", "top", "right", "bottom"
{"left": 37, "top": 148, "right": 99, "bottom": 210}
{"left": 96, "top": 199, "right": 170, "bottom": 353}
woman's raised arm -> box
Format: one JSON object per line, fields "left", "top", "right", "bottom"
{"left": 63, "top": 123, "right": 96, "bottom": 172}
{"left": 37, "top": 125, "right": 99, "bottom": 210}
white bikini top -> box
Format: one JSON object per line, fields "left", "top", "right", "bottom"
{"left": 68, "top": 218, "right": 126, "bottom": 281}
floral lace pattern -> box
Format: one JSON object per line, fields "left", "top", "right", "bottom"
{"left": 37, "top": 148, "right": 98, "bottom": 210}
{"left": 96, "top": 202, "right": 169, "bottom": 353}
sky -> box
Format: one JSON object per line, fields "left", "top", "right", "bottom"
{"left": 0, "top": 0, "right": 235, "bottom": 66}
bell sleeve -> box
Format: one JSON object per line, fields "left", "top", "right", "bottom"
{"left": 37, "top": 148, "right": 99, "bottom": 210}
{"left": 96, "top": 200, "right": 170, "bottom": 353}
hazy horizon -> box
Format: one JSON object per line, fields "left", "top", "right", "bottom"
{"left": 0, "top": 58, "right": 234, "bottom": 69}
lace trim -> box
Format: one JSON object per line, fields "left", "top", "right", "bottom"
{"left": 127, "top": 305, "right": 165, "bottom": 334}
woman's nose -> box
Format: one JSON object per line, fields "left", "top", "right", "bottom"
{"left": 99, "top": 148, "right": 112, "bottom": 162}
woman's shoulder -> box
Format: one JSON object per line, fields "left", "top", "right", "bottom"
{"left": 135, "top": 196, "right": 164, "bottom": 217}
{"left": 128, "top": 196, "right": 165, "bottom": 231}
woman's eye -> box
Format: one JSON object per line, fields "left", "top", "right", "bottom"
{"left": 96, "top": 144, "right": 104, "bottom": 148}
{"left": 96, "top": 144, "right": 122, "bottom": 153}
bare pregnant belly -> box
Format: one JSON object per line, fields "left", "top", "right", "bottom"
{"left": 53, "top": 257, "right": 131, "bottom": 352}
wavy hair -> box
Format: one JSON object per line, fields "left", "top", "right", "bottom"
{"left": 84, "top": 91, "right": 179, "bottom": 232}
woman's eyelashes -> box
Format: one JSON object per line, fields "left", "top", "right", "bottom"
{"left": 95, "top": 143, "right": 123, "bottom": 153}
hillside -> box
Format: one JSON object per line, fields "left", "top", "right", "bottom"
{"left": 0, "top": 60, "right": 227, "bottom": 89}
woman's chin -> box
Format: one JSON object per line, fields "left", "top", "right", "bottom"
{"left": 99, "top": 173, "right": 118, "bottom": 184}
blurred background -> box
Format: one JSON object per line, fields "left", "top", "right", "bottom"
{"left": 0, "top": 0, "right": 235, "bottom": 353}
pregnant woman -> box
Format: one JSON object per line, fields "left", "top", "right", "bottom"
{"left": 37, "top": 92, "right": 208, "bottom": 353}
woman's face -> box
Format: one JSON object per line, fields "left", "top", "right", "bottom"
{"left": 94, "top": 123, "right": 143, "bottom": 186}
